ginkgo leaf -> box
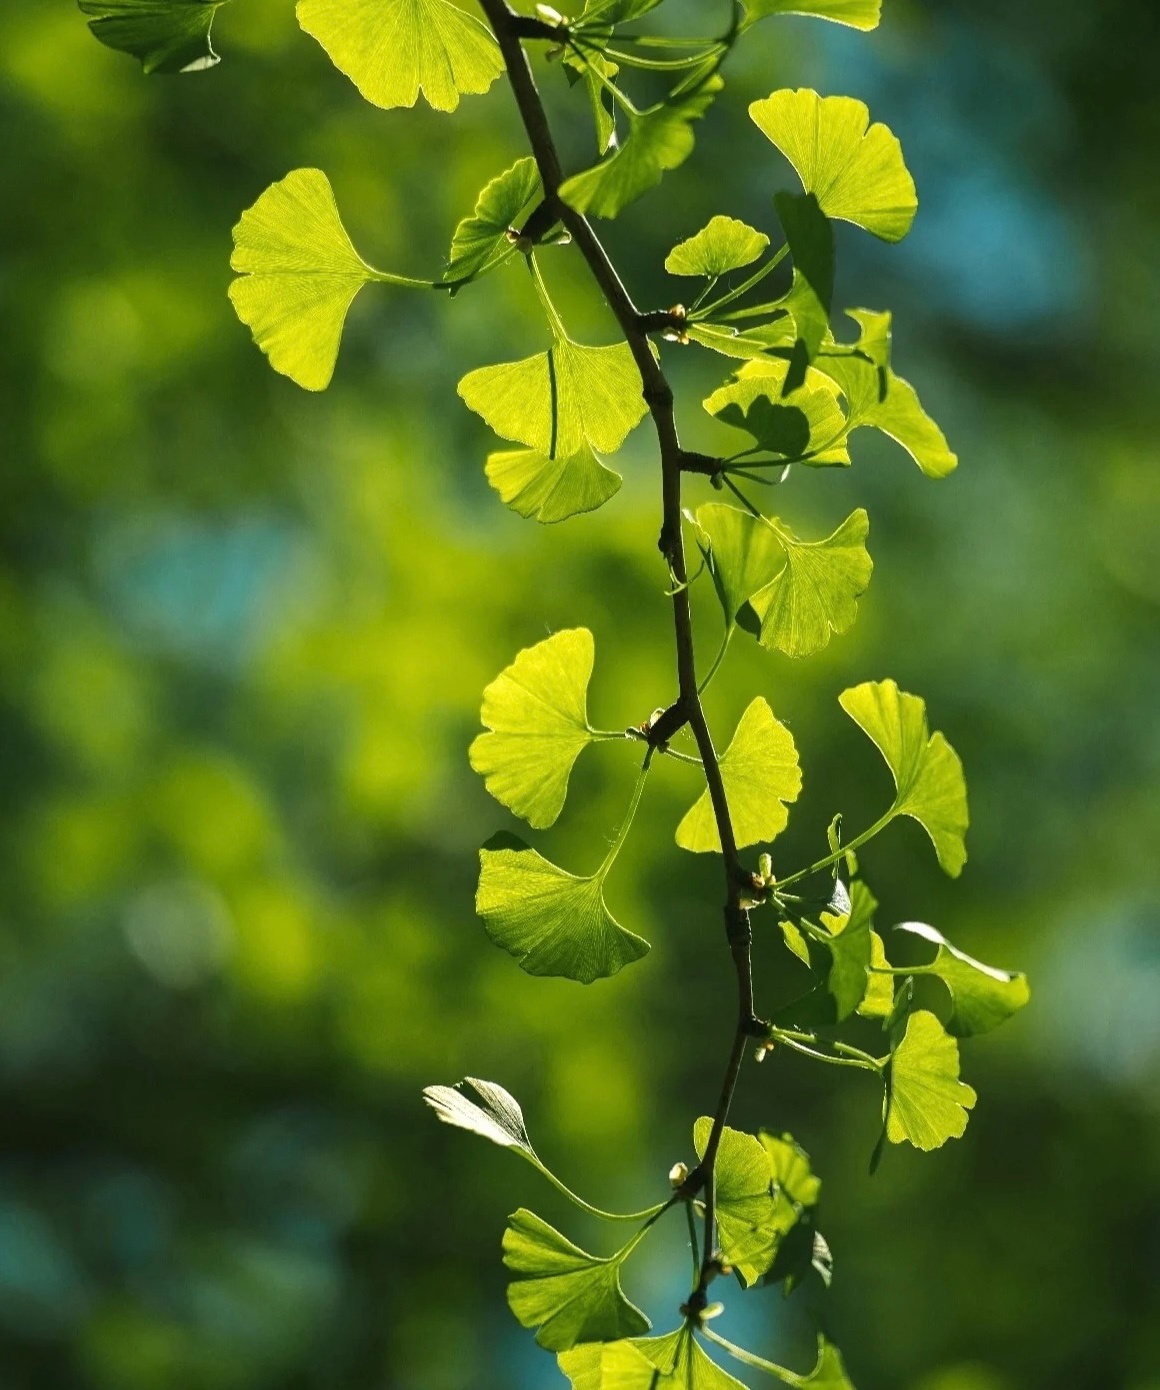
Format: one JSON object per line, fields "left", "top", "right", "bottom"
{"left": 446, "top": 157, "right": 542, "bottom": 284}
{"left": 559, "top": 1329, "right": 748, "bottom": 1390}
{"left": 486, "top": 443, "right": 622, "bottom": 524}
{"left": 560, "top": 79, "right": 722, "bottom": 220}
{"left": 893, "top": 921, "right": 1030, "bottom": 1036}
{"left": 860, "top": 916, "right": 895, "bottom": 1019}
{"left": 476, "top": 833, "right": 650, "bottom": 983}
{"left": 748, "top": 509, "right": 873, "bottom": 658}
{"left": 799, "top": 1338, "right": 857, "bottom": 1390}
{"left": 693, "top": 504, "right": 784, "bottom": 627}
{"left": 423, "top": 1076, "right": 538, "bottom": 1160}
{"left": 742, "top": 0, "right": 881, "bottom": 31}
{"left": 469, "top": 628, "right": 599, "bottom": 828}
{"left": 816, "top": 310, "right": 957, "bottom": 478}
{"left": 573, "top": 0, "right": 666, "bottom": 28}
{"left": 817, "top": 876, "right": 875, "bottom": 1019}
{"left": 296, "top": 0, "right": 504, "bottom": 113}
{"left": 666, "top": 216, "right": 770, "bottom": 278}
{"left": 703, "top": 372, "right": 850, "bottom": 465}
{"left": 839, "top": 679, "right": 969, "bottom": 876}
{"left": 229, "top": 168, "right": 427, "bottom": 391}
{"left": 78, "top": 0, "right": 227, "bottom": 73}
{"left": 685, "top": 318, "right": 798, "bottom": 361}
{"left": 694, "top": 1119, "right": 785, "bottom": 1285}
{"left": 504, "top": 1209, "right": 650, "bottom": 1352}
{"left": 750, "top": 89, "right": 917, "bottom": 242}
{"left": 884, "top": 1009, "right": 976, "bottom": 1150}
{"left": 676, "top": 698, "right": 801, "bottom": 853}
{"left": 774, "top": 879, "right": 884, "bottom": 1024}
{"left": 775, "top": 192, "right": 834, "bottom": 372}
{"left": 459, "top": 337, "right": 648, "bottom": 458}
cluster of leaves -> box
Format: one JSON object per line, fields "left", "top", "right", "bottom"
{"left": 77, "top": 0, "right": 1029, "bottom": 1384}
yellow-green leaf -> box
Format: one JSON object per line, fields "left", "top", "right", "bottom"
{"left": 676, "top": 698, "right": 801, "bottom": 853}
{"left": 894, "top": 921, "right": 1030, "bottom": 1036}
{"left": 750, "top": 89, "right": 917, "bottom": 242}
{"left": 666, "top": 216, "right": 770, "bottom": 278}
{"left": 884, "top": 1010, "right": 977, "bottom": 1150}
{"left": 446, "top": 157, "right": 542, "bottom": 284}
{"left": 693, "top": 504, "right": 784, "bottom": 627}
{"left": 486, "top": 443, "right": 622, "bottom": 524}
{"left": 296, "top": 0, "right": 504, "bottom": 112}
{"left": 742, "top": 0, "right": 880, "bottom": 31}
{"left": 703, "top": 370, "right": 850, "bottom": 465}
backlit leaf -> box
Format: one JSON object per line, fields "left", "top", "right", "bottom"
{"left": 560, "top": 78, "right": 722, "bottom": 220}
{"left": 469, "top": 628, "right": 599, "bottom": 828}
{"left": 748, "top": 509, "right": 873, "bottom": 658}
{"left": 459, "top": 337, "right": 648, "bottom": 458}
{"left": 694, "top": 1119, "right": 784, "bottom": 1285}
{"left": 884, "top": 1009, "right": 977, "bottom": 1150}
{"left": 504, "top": 1209, "right": 649, "bottom": 1352}
{"left": 446, "top": 157, "right": 541, "bottom": 284}
{"left": 229, "top": 168, "right": 423, "bottom": 391}
{"left": 559, "top": 1329, "right": 748, "bottom": 1390}
{"left": 894, "top": 921, "right": 1030, "bottom": 1035}
{"left": 840, "top": 679, "right": 969, "bottom": 876}
{"left": 750, "top": 89, "right": 917, "bottom": 242}
{"left": 676, "top": 698, "right": 801, "bottom": 853}
{"left": 775, "top": 192, "right": 834, "bottom": 371}
{"left": 476, "top": 833, "right": 650, "bottom": 983}
{"left": 686, "top": 318, "right": 798, "bottom": 361}
{"left": 800, "top": 1338, "right": 857, "bottom": 1390}
{"left": 296, "top": 0, "right": 504, "bottom": 112}
{"left": 693, "top": 504, "right": 784, "bottom": 627}
{"left": 666, "top": 216, "right": 770, "bottom": 278}
{"left": 423, "top": 1076, "right": 537, "bottom": 1159}
{"left": 742, "top": 0, "right": 881, "bottom": 31}
{"left": 78, "top": 0, "right": 227, "bottom": 73}
{"left": 486, "top": 443, "right": 622, "bottom": 524}
{"left": 703, "top": 372, "right": 849, "bottom": 464}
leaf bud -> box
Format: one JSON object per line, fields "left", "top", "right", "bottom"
{"left": 669, "top": 1161, "right": 689, "bottom": 1188}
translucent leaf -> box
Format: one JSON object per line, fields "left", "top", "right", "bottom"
{"left": 775, "top": 192, "right": 833, "bottom": 370}
{"left": 446, "top": 157, "right": 541, "bottom": 284}
{"left": 884, "top": 1010, "right": 976, "bottom": 1150}
{"left": 476, "top": 833, "right": 650, "bottom": 983}
{"left": 817, "top": 877, "right": 875, "bottom": 1019}
{"left": 704, "top": 372, "right": 849, "bottom": 465}
{"left": 776, "top": 880, "right": 887, "bottom": 1025}
{"left": 763, "top": 1131, "right": 820, "bottom": 1209}
{"left": 686, "top": 319, "right": 798, "bottom": 361}
{"left": 859, "top": 918, "right": 895, "bottom": 1019}
{"left": 693, "top": 1119, "right": 784, "bottom": 1285}
{"left": 750, "top": 89, "right": 917, "bottom": 243}
{"left": 800, "top": 1338, "right": 857, "bottom": 1390}
{"left": 676, "top": 698, "right": 801, "bottom": 853}
{"left": 564, "top": 50, "right": 620, "bottom": 155}
{"left": 296, "top": 0, "right": 504, "bottom": 112}
{"left": 560, "top": 78, "right": 722, "bottom": 220}
{"left": 666, "top": 217, "right": 770, "bottom": 278}
{"left": 228, "top": 169, "right": 420, "bottom": 392}
{"left": 693, "top": 504, "right": 783, "bottom": 627}
{"left": 816, "top": 311, "right": 957, "bottom": 478}
{"left": 742, "top": 0, "right": 881, "bottom": 30}
{"left": 574, "top": 0, "right": 666, "bottom": 26}
{"left": 748, "top": 509, "right": 873, "bottom": 658}
{"left": 486, "top": 442, "right": 622, "bottom": 524}
{"left": 559, "top": 1329, "right": 748, "bottom": 1390}
{"left": 459, "top": 338, "right": 648, "bottom": 458}
{"left": 423, "top": 1076, "right": 537, "bottom": 1159}
{"left": 78, "top": 0, "right": 227, "bottom": 73}
{"left": 840, "top": 679, "right": 969, "bottom": 876}
{"left": 504, "top": 1209, "right": 650, "bottom": 1352}
{"left": 894, "top": 921, "right": 1030, "bottom": 1036}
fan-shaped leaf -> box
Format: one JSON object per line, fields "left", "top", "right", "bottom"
{"left": 750, "top": 89, "right": 917, "bottom": 242}
{"left": 693, "top": 504, "right": 783, "bottom": 627}
{"left": 476, "top": 834, "right": 650, "bottom": 983}
{"left": 296, "top": 0, "right": 504, "bottom": 112}
{"left": 693, "top": 1119, "right": 782, "bottom": 1284}
{"left": 422, "top": 1076, "right": 537, "bottom": 1159}
{"left": 742, "top": 0, "right": 881, "bottom": 30}
{"left": 505, "top": 1209, "right": 650, "bottom": 1352}
{"left": 676, "top": 698, "right": 801, "bottom": 853}
{"left": 78, "top": 0, "right": 227, "bottom": 73}
{"left": 704, "top": 371, "right": 849, "bottom": 464}
{"left": 446, "top": 157, "right": 542, "bottom": 284}
{"left": 459, "top": 338, "right": 648, "bottom": 458}
{"left": 559, "top": 1329, "right": 748, "bottom": 1390}
{"left": 666, "top": 216, "right": 770, "bottom": 278}
{"left": 884, "top": 1009, "right": 976, "bottom": 1150}
{"left": 894, "top": 921, "right": 1030, "bottom": 1035}
{"left": 748, "top": 509, "right": 873, "bottom": 658}
{"left": 486, "top": 443, "right": 622, "bottom": 523}
{"left": 775, "top": 191, "right": 834, "bottom": 371}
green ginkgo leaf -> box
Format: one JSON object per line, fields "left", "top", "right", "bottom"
{"left": 693, "top": 504, "right": 784, "bottom": 628}
{"left": 573, "top": 0, "right": 666, "bottom": 28}
{"left": 459, "top": 337, "right": 648, "bottom": 459}
{"left": 775, "top": 192, "right": 834, "bottom": 372}
{"left": 860, "top": 913, "right": 895, "bottom": 1020}
{"left": 884, "top": 1009, "right": 977, "bottom": 1150}
{"left": 504, "top": 1209, "right": 650, "bottom": 1352}
{"left": 559, "top": 1329, "right": 748, "bottom": 1390}
{"left": 748, "top": 509, "right": 873, "bottom": 658}
{"left": 817, "top": 878, "right": 875, "bottom": 1019}
{"left": 446, "top": 157, "right": 542, "bottom": 284}
{"left": 423, "top": 1076, "right": 538, "bottom": 1160}
{"left": 666, "top": 216, "right": 770, "bottom": 278}
{"left": 676, "top": 698, "right": 801, "bottom": 853}
{"left": 750, "top": 89, "right": 917, "bottom": 243}
{"left": 742, "top": 0, "right": 881, "bottom": 31}
{"left": 486, "top": 443, "right": 622, "bottom": 524}
{"left": 78, "top": 0, "right": 227, "bottom": 73}
{"left": 229, "top": 168, "right": 428, "bottom": 391}
{"left": 893, "top": 921, "right": 1030, "bottom": 1035}
{"left": 799, "top": 1338, "right": 857, "bottom": 1390}
{"left": 560, "top": 78, "right": 722, "bottom": 220}
{"left": 469, "top": 629, "right": 601, "bottom": 828}
{"left": 693, "top": 1119, "right": 784, "bottom": 1285}
{"left": 840, "top": 679, "right": 969, "bottom": 876}
{"left": 703, "top": 373, "right": 850, "bottom": 465}
{"left": 816, "top": 310, "right": 957, "bottom": 478}
{"left": 476, "top": 833, "right": 650, "bottom": 983}
{"left": 685, "top": 318, "right": 798, "bottom": 361}
{"left": 296, "top": 0, "right": 504, "bottom": 112}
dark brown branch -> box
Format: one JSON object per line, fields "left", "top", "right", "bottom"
{"left": 478, "top": 0, "right": 756, "bottom": 1308}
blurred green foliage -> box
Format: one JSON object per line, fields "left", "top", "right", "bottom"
{"left": 0, "top": 0, "right": 1157, "bottom": 1387}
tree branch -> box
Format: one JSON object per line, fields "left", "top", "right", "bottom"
{"left": 478, "top": 0, "right": 756, "bottom": 1307}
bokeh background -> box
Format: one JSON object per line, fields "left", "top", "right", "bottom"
{"left": 1, "top": 0, "right": 1158, "bottom": 1386}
